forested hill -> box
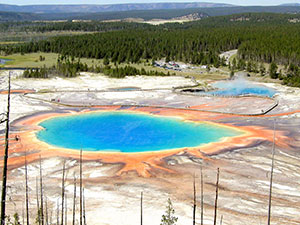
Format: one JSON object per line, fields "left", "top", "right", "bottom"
{"left": 0, "top": 11, "right": 40, "bottom": 22}
{"left": 0, "top": 21, "right": 153, "bottom": 33}
{"left": 2, "top": 13, "right": 300, "bottom": 66}
{"left": 195, "top": 6, "right": 300, "bottom": 17}
{"left": 169, "top": 12, "right": 300, "bottom": 28}
{"left": 1, "top": 12, "right": 300, "bottom": 86}
{"left": 0, "top": 3, "right": 232, "bottom": 13}
{"left": 2, "top": 12, "right": 300, "bottom": 33}
{"left": 74, "top": 6, "right": 300, "bottom": 21}
{"left": 71, "top": 8, "right": 209, "bottom": 21}
{"left": 280, "top": 3, "right": 300, "bottom": 6}
{"left": 1, "top": 5, "right": 300, "bottom": 22}
{"left": 0, "top": 8, "right": 207, "bottom": 22}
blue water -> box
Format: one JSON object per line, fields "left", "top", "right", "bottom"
{"left": 37, "top": 112, "right": 241, "bottom": 153}
{"left": 205, "top": 79, "right": 276, "bottom": 97}
{"left": 0, "top": 58, "right": 11, "bottom": 65}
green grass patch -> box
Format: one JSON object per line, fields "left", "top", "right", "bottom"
{"left": 0, "top": 31, "right": 95, "bottom": 43}
{"left": 0, "top": 41, "right": 23, "bottom": 45}
{"left": 1, "top": 53, "right": 58, "bottom": 68}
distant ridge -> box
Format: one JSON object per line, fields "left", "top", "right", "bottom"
{"left": 1, "top": 5, "right": 300, "bottom": 22}
{"left": 0, "top": 11, "right": 40, "bottom": 21}
{"left": 0, "top": 2, "right": 233, "bottom": 13}
{"left": 280, "top": 3, "right": 300, "bottom": 6}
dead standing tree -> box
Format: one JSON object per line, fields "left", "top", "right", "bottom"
{"left": 80, "top": 149, "right": 83, "bottom": 225}
{"left": 213, "top": 168, "right": 220, "bottom": 225}
{"left": 72, "top": 175, "right": 76, "bottom": 225}
{"left": 140, "top": 192, "right": 143, "bottom": 225}
{"left": 25, "top": 150, "right": 29, "bottom": 225}
{"left": 267, "top": 121, "right": 276, "bottom": 225}
{"left": 83, "top": 188, "right": 86, "bottom": 225}
{"left": 193, "top": 174, "right": 196, "bottom": 225}
{"left": 200, "top": 166, "right": 204, "bottom": 225}
{"left": 36, "top": 177, "right": 40, "bottom": 225}
{"left": 61, "top": 160, "right": 66, "bottom": 225}
{"left": 39, "top": 155, "right": 44, "bottom": 225}
{"left": 0, "top": 72, "right": 11, "bottom": 225}
{"left": 65, "top": 192, "right": 67, "bottom": 225}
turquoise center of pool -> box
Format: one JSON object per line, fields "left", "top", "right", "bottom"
{"left": 37, "top": 112, "right": 242, "bottom": 153}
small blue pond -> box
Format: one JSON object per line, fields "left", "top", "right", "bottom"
{"left": 112, "top": 87, "right": 140, "bottom": 91}
{"left": 205, "top": 79, "right": 276, "bottom": 97}
{"left": 37, "top": 112, "right": 242, "bottom": 153}
{"left": 0, "top": 58, "right": 11, "bottom": 65}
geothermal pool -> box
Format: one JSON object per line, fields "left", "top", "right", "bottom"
{"left": 207, "top": 79, "right": 276, "bottom": 97}
{"left": 0, "top": 58, "right": 11, "bottom": 65}
{"left": 111, "top": 87, "right": 140, "bottom": 91}
{"left": 37, "top": 112, "right": 242, "bottom": 153}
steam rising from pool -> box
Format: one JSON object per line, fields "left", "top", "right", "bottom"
{"left": 206, "top": 76, "right": 276, "bottom": 97}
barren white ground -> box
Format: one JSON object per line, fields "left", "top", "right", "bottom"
{"left": 1, "top": 70, "right": 300, "bottom": 225}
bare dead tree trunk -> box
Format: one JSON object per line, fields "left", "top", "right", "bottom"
{"left": 80, "top": 149, "right": 83, "bottom": 225}
{"left": 36, "top": 177, "right": 41, "bottom": 225}
{"left": 39, "top": 155, "right": 44, "bottom": 225}
{"left": 61, "top": 160, "right": 66, "bottom": 225}
{"left": 220, "top": 215, "right": 223, "bottom": 225}
{"left": 0, "top": 72, "right": 11, "bottom": 225}
{"left": 213, "top": 168, "right": 220, "bottom": 225}
{"left": 140, "top": 192, "right": 143, "bottom": 225}
{"left": 193, "top": 174, "right": 196, "bottom": 225}
{"left": 200, "top": 166, "right": 204, "bottom": 225}
{"left": 83, "top": 188, "right": 86, "bottom": 225}
{"left": 25, "top": 150, "right": 29, "bottom": 225}
{"left": 72, "top": 175, "right": 76, "bottom": 225}
{"left": 65, "top": 193, "right": 67, "bottom": 225}
{"left": 267, "top": 121, "right": 276, "bottom": 225}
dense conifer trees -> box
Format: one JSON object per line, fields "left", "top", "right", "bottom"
{"left": 2, "top": 13, "right": 300, "bottom": 86}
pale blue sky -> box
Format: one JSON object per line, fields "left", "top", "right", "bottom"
{"left": 0, "top": 0, "right": 299, "bottom": 6}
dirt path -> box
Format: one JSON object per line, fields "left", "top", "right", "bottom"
{"left": 219, "top": 49, "right": 238, "bottom": 65}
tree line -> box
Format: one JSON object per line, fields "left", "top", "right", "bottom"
{"left": 1, "top": 29, "right": 233, "bottom": 67}
{"left": 2, "top": 13, "right": 300, "bottom": 67}
{"left": 0, "top": 21, "right": 152, "bottom": 33}
{"left": 282, "top": 64, "right": 300, "bottom": 87}
{"left": 22, "top": 55, "right": 171, "bottom": 79}
{"left": 2, "top": 12, "right": 300, "bottom": 86}
{"left": 2, "top": 13, "right": 300, "bottom": 33}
